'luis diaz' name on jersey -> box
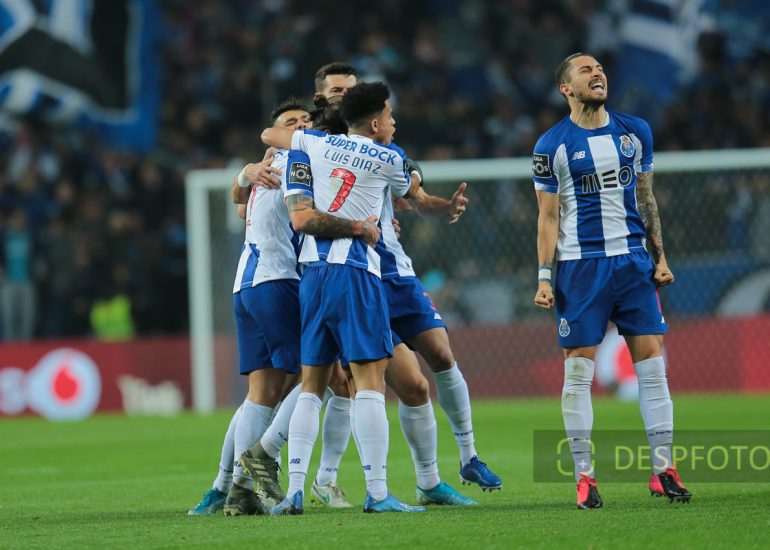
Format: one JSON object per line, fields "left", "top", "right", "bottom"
{"left": 323, "top": 135, "right": 399, "bottom": 175}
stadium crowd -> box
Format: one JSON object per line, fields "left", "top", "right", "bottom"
{"left": 0, "top": 0, "right": 768, "bottom": 340}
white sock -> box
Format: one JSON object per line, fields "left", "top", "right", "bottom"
{"left": 349, "top": 397, "right": 363, "bottom": 460}
{"left": 635, "top": 356, "right": 674, "bottom": 474}
{"left": 286, "top": 393, "right": 322, "bottom": 498}
{"left": 562, "top": 357, "right": 595, "bottom": 481}
{"left": 261, "top": 385, "right": 301, "bottom": 459}
{"left": 355, "top": 390, "right": 389, "bottom": 501}
{"left": 233, "top": 399, "right": 274, "bottom": 488}
{"left": 398, "top": 400, "right": 440, "bottom": 490}
{"left": 434, "top": 363, "right": 477, "bottom": 465}
{"left": 212, "top": 406, "right": 241, "bottom": 493}
{"left": 316, "top": 396, "right": 351, "bottom": 486}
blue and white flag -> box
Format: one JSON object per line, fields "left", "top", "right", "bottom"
{"left": 612, "top": 0, "right": 707, "bottom": 121}
{"left": 0, "top": 0, "right": 160, "bottom": 151}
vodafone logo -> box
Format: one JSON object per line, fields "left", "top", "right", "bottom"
{"left": 0, "top": 348, "right": 101, "bottom": 420}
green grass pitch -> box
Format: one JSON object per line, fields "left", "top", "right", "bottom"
{"left": 2, "top": 394, "right": 769, "bottom": 549}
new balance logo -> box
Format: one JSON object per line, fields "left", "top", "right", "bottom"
{"left": 290, "top": 458, "right": 301, "bottom": 464}
{"left": 362, "top": 465, "right": 371, "bottom": 471}
{"left": 572, "top": 150, "right": 586, "bottom": 160}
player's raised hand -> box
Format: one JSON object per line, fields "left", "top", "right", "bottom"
{"left": 243, "top": 158, "right": 282, "bottom": 189}
{"left": 448, "top": 182, "right": 468, "bottom": 224}
{"left": 534, "top": 282, "right": 554, "bottom": 309}
{"left": 654, "top": 261, "right": 675, "bottom": 287}
{"left": 355, "top": 215, "right": 381, "bottom": 247}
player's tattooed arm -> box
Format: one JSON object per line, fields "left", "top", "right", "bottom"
{"left": 636, "top": 171, "right": 674, "bottom": 286}
{"left": 636, "top": 171, "right": 665, "bottom": 264}
{"left": 286, "top": 194, "right": 381, "bottom": 246}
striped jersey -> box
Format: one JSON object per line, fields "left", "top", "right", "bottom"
{"left": 283, "top": 129, "right": 411, "bottom": 278}
{"left": 376, "top": 186, "right": 416, "bottom": 280}
{"left": 232, "top": 149, "right": 302, "bottom": 293}
{"left": 532, "top": 110, "right": 653, "bottom": 261}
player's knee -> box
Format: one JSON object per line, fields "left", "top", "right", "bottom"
{"left": 408, "top": 375, "right": 430, "bottom": 406}
{"left": 391, "top": 371, "right": 430, "bottom": 406}
{"left": 423, "top": 346, "right": 454, "bottom": 373}
{"left": 562, "top": 357, "right": 594, "bottom": 395}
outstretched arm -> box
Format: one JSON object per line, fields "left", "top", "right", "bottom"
{"left": 286, "top": 195, "right": 381, "bottom": 246}
{"left": 636, "top": 171, "right": 674, "bottom": 287}
{"left": 533, "top": 190, "right": 559, "bottom": 309}
{"left": 403, "top": 174, "right": 468, "bottom": 224}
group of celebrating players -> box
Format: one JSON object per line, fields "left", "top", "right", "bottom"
{"left": 189, "top": 52, "right": 691, "bottom": 517}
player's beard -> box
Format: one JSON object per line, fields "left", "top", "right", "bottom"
{"left": 578, "top": 94, "right": 606, "bottom": 109}
{"left": 576, "top": 88, "right": 607, "bottom": 109}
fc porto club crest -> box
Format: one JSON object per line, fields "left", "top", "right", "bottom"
{"left": 558, "top": 318, "right": 571, "bottom": 337}
{"left": 619, "top": 135, "right": 635, "bottom": 158}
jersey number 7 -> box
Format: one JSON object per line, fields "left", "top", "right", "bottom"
{"left": 328, "top": 168, "right": 357, "bottom": 212}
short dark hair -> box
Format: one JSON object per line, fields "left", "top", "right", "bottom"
{"left": 555, "top": 52, "right": 595, "bottom": 85}
{"left": 269, "top": 97, "right": 308, "bottom": 125}
{"left": 314, "top": 62, "right": 356, "bottom": 93}
{"left": 339, "top": 82, "right": 389, "bottom": 130}
{"left": 310, "top": 101, "right": 348, "bottom": 135}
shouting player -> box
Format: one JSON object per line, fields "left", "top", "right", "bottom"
{"left": 532, "top": 53, "right": 691, "bottom": 509}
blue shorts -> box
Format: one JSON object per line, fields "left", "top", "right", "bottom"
{"left": 554, "top": 251, "right": 668, "bottom": 348}
{"left": 233, "top": 280, "right": 301, "bottom": 375}
{"left": 300, "top": 264, "right": 393, "bottom": 366}
{"left": 383, "top": 276, "right": 446, "bottom": 343}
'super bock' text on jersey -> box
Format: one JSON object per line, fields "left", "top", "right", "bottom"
{"left": 532, "top": 110, "right": 653, "bottom": 261}
{"left": 284, "top": 130, "right": 411, "bottom": 278}
{"left": 233, "top": 149, "right": 302, "bottom": 292}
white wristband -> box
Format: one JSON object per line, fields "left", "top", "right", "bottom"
{"left": 237, "top": 167, "right": 250, "bottom": 188}
{"left": 538, "top": 266, "right": 552, "bottom": 282}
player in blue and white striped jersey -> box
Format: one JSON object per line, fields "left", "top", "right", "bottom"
{"left": 533, "top": 53, "right": 691, "bottom": 509}
{"left": 262, "top": 82, "right": 428, "bottom": 514}
{"left": 285, "top": 99, "right": 478, "bottom": 507}
{"left": 189, "top": 99, "right": 379, "bottom": 517}
{"left": 314, "top": 62, "right": 502, "bottom": 495}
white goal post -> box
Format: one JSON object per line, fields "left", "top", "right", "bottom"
{"left": 185, "top": 148, "right": 770, "bottom": 413}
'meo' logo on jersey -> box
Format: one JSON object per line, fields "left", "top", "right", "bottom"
{"left": 581, "top": 166, "right": 634, "bottom": 194}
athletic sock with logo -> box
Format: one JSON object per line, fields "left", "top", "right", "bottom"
{"left": 316, "top": 396, "right": 351, "bottom": 486}
{"left": 562, "top": 357, "right": 595, "bottom": 481}
{"left": 434, "top": 363, "right": 477, "bottom": 465}
{"left": 286, "top": 393, "right": 322, "bottom": 498}
{"left": 398, "top": 400, "right": 441, "bottom": 490}
{"left": 635, "top": 356, "right": 674, "bottom": 474}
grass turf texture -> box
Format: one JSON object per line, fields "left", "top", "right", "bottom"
{"left": 2, "top": 394, "right": 768, "bottom": 549}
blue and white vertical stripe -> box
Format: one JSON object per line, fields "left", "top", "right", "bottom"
{"left": 533, "top": 110, "right": 653, "bottom": 261}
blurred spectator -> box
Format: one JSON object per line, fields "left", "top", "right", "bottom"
{"left": 0, "top": 209, "right": 37, "bottom": 340}
{"left": 0, "top": 0, "right": 768, "bottom": 339}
